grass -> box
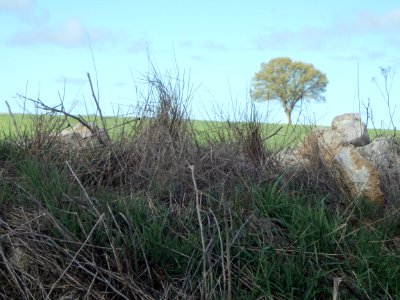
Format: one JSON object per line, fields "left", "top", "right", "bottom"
{"left": 0, "top": 69, "right": 399, "bottom": 299}
{"left": 0, "top": 113, "right": 397, "bottom": 149}
{"left": 1, "top": 156, "right": 399, "bottom": 299}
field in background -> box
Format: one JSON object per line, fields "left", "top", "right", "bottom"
{"left": 0, "top": 113, "right": 396, "bottom": 150}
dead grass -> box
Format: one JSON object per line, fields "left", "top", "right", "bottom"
{"left": 0, "top": 66, "right": 399, "bottom": 299}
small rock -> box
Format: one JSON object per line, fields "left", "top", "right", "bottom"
{"left": 9, "top": 246, "right": 29, "bottom": 271}
{"left": 57, "top": 122, "right": 105, "bottom": 148}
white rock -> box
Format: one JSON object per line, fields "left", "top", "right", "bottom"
{"left": 276, "top": 148, "right": 311, "bottom": 170}
{"left": 331, "top": 113, "right": 370, "bottom": 146}
{"left": 357, "top": 137, "right": 400, "bottom": 172}
{"left": 298, "top": 128, "right": 342, "bottom": 166}
{"left": 58, "top": 122, "right": 105, "bottom": 148}
{"left": 333, "top": 145, "right": 383, "bottom": 205}
{"left": 292, "top": 113, "right": 384, "bottom": 205}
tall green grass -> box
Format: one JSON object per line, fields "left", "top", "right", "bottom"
{"left": 1, "top": 155, "right": 399, "bottom": 298}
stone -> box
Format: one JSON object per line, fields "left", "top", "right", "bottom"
{"left": 276, "top": 148, "right": 311, "bottom": 170}
{"left": 9, "top": 246, "right": 29, "bottom": 271}
{"left": 298, "top": 128, "right": 342, "bottom": 166}
{"left": 331, "top": 113, "right": 370, "bottom": 146}
{"left": 333, "top": 145, "right": 384, "bottom": 205}
{"left": 280, "top": 113, "right": 384, "bottom": 206}
{"left": 58, "top": 122, "right": 105, "bottom": 148}
{"left": 357, "top": 137, "right": 400, "bottom": 173}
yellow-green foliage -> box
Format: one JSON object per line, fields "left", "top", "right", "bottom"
{"left": 251, "top": 57, "right": 328, "bottom": 124}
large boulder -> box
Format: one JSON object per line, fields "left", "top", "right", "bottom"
{"left": 333, "top": 145, "right": 384, "bottom": 205}
{"left": 299, "top": 113, "right": 370, "bottom": 162}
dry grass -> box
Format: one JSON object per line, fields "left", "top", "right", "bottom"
{"left": 0, "top": 66, "right": 399, "bottom": 299}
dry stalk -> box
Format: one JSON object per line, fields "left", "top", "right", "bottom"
{"left": 5, "top": 101, "right": 21, "bottom": 139}
{"left": 66, "top": 160, "right": 126, "bottom": 278}
{"left": 189, "top": 164, "right": 208, "bottom": 299}
{"left": 66, "top": 161, "right": 100, "bottom": 217}
{"left": 0, "top": 244, "right": 30, "bottom": 299}
{"left": 208, "top": 208, "right": 225, "bottom": 297}
{"left": 333, "top": 277, "right": 342, "bottom": 300}
{"left": 0, "top": 212, "right": 46, "bottom": 240}
{"left": 222, "top": 186, "right": 232, "bottom": 300}
{"left": 86, "top": 72, "right": 111, "bottom": 143}
{"left": 46, "top": 213, "right": 105, "bottom": 300}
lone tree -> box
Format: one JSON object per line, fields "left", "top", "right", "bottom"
{"left": 251, "top": 57, "right": 328, "bottom": 124}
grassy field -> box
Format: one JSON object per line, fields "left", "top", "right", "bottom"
{"left": 1, "top": 112, "right": 395, "bottom": 149}
{"left": 0, "top": 74, "right": 399, "bottom": 299}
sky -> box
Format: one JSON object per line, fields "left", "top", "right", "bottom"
{"left": 1, "top": 0, "right": 400, "bottom": 128}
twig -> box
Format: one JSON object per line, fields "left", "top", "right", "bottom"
{"left": 0, "top": 212, "right": 46, "bottom": 240}
{"left": 46, "top": 213, "right": 105, "bottom": 300}
{"left": 66, "top": 161, "right": 100, "bottom": 217}
{"left": 265, "top": 125, "right": 283, "bottom": 141}
{"left": 17, "top": 95, "right": 95, "bottom": 132}
{"left": 86, "top": 72, "right": 111, "bottom": 143}
{"left": 66, "top": 161, "right": 124, "bottom": 276}
{"left": 0, "top": 245, "right": 30, "bottom": 299}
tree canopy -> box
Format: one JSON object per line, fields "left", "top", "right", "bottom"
{"left": 251, "top": 57, "right": 328, "bottom": 124}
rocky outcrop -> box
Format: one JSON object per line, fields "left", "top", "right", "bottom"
{"left": 278, "top": 113, "right": 393, "bottom": 206}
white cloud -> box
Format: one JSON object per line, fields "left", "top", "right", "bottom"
{"left": 191, "top": 54, "right": 206, "bottom": 62}
{"left": 255, "top": 8, "right": 400, "bottom": 53}
{"left": 127, "top": 38, "right": 148, "bottom": 53}
{"left": 178, "top": 40, "right": 193, "bottom": 48}
{"left": 329, "top": 50, "right": 386, "bottom": 62}
{"left": 255, "top": 27, "right": 328, "bottom": 51}
{"left": 55, "top": 76, "right": 86, "bottom": 86}
{"left": 8, "top": 17, "right": 120, "bottom": 48}
{"left": 178, "top": 39, "right": 228, "bottom": 52}
{"left": 349, "top": 9, "right": 400, "bottom": 33}
{"left": 201, "top": 40, "right": 228, "bottom": 52}
{"left": 0, "top": 0, "right": 35, "bottom": 14}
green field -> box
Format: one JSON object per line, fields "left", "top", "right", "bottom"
{"left": 1, "top": 112, "right": 395, "bottom": 148}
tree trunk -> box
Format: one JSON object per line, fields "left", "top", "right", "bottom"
{"left": 284, "top": 110, "right": 292, "bottom": 125}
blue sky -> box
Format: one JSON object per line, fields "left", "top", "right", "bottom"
{"left": 1, "top": 0, "right": 399, "bottom": 128}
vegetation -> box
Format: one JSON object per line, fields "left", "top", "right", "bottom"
{"left": 0, "top": 68, "right": 399, "bottom": 299}
{"left": 251, "top": 57, "right": 328, "bottom": 124}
